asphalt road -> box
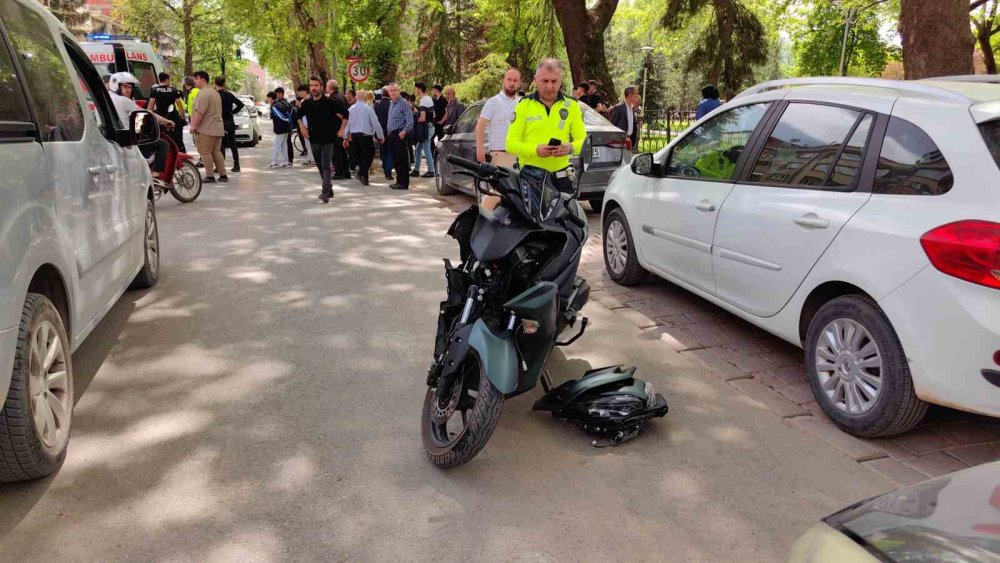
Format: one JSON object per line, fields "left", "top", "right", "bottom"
{"left": 0, "top": 126, "right": 892, "bottom": 561}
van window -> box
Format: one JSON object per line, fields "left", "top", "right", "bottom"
{"left": 873, "top": 117, "right": 953, "bottom": 196}
{"left": 1, "top": 0, "right": 84, "bottom": 142}
{"left": 748, "top": 103, "right": 865, "bottom": 190}
{"left": 129, "top": 59, "right": 156, "bottom": 99}
{"left": 0, "top": 34, "right": 32, "bottom": 124}
{"left": 65, "top": 39, "right": 116, "bottom": 133}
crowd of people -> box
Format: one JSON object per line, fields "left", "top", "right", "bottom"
{"left": 128, "top": 61, "right": 724, "bottom": 204}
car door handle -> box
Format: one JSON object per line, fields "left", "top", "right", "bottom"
{"left": 87, "top": 166, "right": 103, "bottom": 176}
{"left": 794, "top": 213, "right": 830, "bottom": 229}
{"left": 695, "top": 200, "right": 716, "bottom": 212}
{"left": 105, "top": 164, "right": 119, "bottom": 173}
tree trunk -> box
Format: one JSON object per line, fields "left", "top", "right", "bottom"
{"left": 182, "top": 1, "right": 194, "bottom": 76}
{"left": 899, "top": 0, "right": 974, "bottom": 79}
{"left": 291, "top": 0, "right": 330, "bottom": 83}
{"left": 551, "top": 0, "right": 619, "bottom": 103}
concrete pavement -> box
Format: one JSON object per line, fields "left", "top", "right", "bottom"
{"left": 0, "top": 130, "right": 893, "bottom": 561}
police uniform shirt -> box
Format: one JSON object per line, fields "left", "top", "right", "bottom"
{"left": 150, "top": 84, "right": 183, "bottom": 120}
{"left": 505, "top": 91, "right": 586, "bottom": 172}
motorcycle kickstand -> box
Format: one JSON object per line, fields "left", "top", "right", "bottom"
{"left": 540, "top": 370, "right": 553, "bottom": 393}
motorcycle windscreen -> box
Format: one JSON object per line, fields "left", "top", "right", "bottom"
{"left": 470, "top": 214, "right": 537, "bottom": 262}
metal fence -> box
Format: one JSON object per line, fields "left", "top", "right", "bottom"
{"left": 635, "top": 109, "right": 698, "bottom": 154}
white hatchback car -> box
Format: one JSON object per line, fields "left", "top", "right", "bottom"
{"left": 0, "top": 0, "right": 161, "bottom": 481}
{"left": 601, "top": 77, "right": 1000, "bottom": 437}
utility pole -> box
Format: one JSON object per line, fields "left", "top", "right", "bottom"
{"left": 839, "top": 0, "right": 888, "bottom": 76}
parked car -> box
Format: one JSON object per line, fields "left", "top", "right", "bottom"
{"left": 433, "top": 99, "right": 631, "bottom": 212}
{"left": 256, "top": 101, "right": 270, "bottom": 118}
{"left": 233, "top": 103, "right": 261, "bottom": 147}
{"left": 601, "top": 77, "right": 1000, "bottom": 437}
{"left": 787, "top": 460, "right": 1000, "bottom": 561}
{"left": 0, "top": 0, "right": 162, "bottom": 482}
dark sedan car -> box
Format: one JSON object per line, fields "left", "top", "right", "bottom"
{"left": 433, "top": 100, "right": 631, "bottom": 212}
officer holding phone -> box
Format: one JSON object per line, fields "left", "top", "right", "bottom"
{"left": 506, "top": 58, "right": 587, "bottom": 191}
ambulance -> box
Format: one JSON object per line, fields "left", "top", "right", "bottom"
{"left": 80, "top": 34, "right": 167, "bottom": 101}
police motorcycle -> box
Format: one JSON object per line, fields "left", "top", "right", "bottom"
{"left": 422, "top": 140, "right": 668, "bottom": 468}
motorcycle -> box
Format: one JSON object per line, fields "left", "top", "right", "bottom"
{"left": 152, "top": 127, "right": 202, "bottom": 203}
{"left": 422, "top": 142, "right": 667, "bottom": 468}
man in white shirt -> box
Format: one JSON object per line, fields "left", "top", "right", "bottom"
{"left": 108, "top": 72, "right": 174, "bottom": 182}
{"left": 343, "top": 89, "right": 385, "bottom": 186}
{"left": 475, "top": 68, "right": 521, "bottom": 167}
{"left": 411, "top": 81, "right": 436, "bottom": 177}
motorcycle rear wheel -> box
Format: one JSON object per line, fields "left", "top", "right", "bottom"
{"left": 171, "top": 161, "right": 203, "bottom": 203}
{"left": 422, "top": 354, "right": 504, "bottom": 468}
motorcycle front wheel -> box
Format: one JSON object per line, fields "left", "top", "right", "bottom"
{"left": 171, "top": 161, "right": 203, "bottom": 203}
{"left": 422, "top": 353, "right": 504, "bottom": 468}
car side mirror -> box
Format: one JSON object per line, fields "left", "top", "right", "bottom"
{"left": 120, "top": 110, "right": 159, "bottom": 147}
{"left": 631, "top": 153, "right": 655, "bottom": 176}
{"left": 443, "top": 124, "right": 455, "bottom": 135}
{"left": 579, "top": 135, "right": 594, "bottom": 173}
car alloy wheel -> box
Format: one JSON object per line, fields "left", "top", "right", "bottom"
{"left": 814, "top": 318, "right": 882, "bottom": 415}
{"left": 145, "top": 202, "right": 159, "bottom": 280}
{"left": 605, "top": 219, "right": 629, "bottom": 275}
{"left": 29, "top": 319, "right": 72, "bottom": 454}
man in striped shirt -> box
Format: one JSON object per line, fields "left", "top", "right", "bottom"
{"left": 385, "top": 83, "right": 415, "bottom": 190}
{"left": 475, "top": 68, "right": 522, "bottom": 167}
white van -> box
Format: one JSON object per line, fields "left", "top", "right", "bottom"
{"left": 80, "top": 36, "right": 166, "bottom": 101}
{"left": 0, "top": 0, "right": 162, "bottom": 481}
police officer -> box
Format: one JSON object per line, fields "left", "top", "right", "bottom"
{"left": 505, "top": 58, "right": 587, "bottom": 192}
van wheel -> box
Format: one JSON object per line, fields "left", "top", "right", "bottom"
{"left": 0, "top": 294, "right": 74, "bottom": 482}
{"left": 805, "top": 295, "right": 928, "bottom": 437}
{"left": 603, "top": 208, "right": 647, "bottom": 286}
{"left": 130, "top": 198, "right": 160, "bottom": 289}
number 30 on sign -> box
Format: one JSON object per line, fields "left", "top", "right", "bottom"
{"left": 348, "top": 61, "right": 369, "bottom": 83}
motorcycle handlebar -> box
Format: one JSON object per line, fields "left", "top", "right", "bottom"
{"left": 567, "top": 211, "right": 586, "bottom": 228}
{"left": 446, "top": 155, "right": 507, "bottom": 179}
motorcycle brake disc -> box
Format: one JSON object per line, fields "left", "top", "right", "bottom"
{"left": 431, "top": 374, "right": 464, "bottom": 425}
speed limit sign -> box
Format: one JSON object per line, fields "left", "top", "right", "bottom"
{"left": 347, "top": 61, "right": 369, "bottom": 83}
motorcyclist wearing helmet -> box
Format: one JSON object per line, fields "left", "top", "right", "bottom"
{"left": 108, "top": 72, "right": 174, "bottom": 182}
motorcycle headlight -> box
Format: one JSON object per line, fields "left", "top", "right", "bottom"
{"left": 586, "top": 395, "right": 645, "bottom": 419}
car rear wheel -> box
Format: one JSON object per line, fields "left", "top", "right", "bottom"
{"left": 435, "top": 154, "right": 457, "bottom": 195}
{"left": 603, "top": 208, "right": 647, "bottom": 286}
{"left": 805, "top": 295, "right": 928, "bottom": 437}
{"left": 0, "top": 294, "right": 74, "bottom": 482}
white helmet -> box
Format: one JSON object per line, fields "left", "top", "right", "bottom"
{"left": 109, "top": 71, "right": 140, "bottom": 94}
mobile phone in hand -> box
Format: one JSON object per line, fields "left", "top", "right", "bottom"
{"left": 548, "top": 137, "right": 562, "bottom": 146}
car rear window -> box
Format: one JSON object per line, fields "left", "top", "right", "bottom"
{"left": 873, "top": 117, "right": 953, "bottom": 196}
{"left": 978, "top": 119, "right": 1000, "bottom": 172}
{"left": 580, "top": 104, "right": 613, "bottom": 127}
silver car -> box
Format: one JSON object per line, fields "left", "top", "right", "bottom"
{"left": 434, "top": 100, "right": 631, "bottom": 212}
{"left": 0, "top": 0, "right": 161, "bottom": 482}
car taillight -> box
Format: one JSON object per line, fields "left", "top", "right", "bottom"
{"left": 607, "top": 137, "right": 632, "bottom": 151}
{"left": 920, "top": 220, "right": 1000, "bottom": 289}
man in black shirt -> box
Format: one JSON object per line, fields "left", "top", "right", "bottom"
{"left": 299, "top": 76, "right": 341, "bottom": 203}
{"left": 432, "top": 84, "right": 448, "bottom": 152}
{"left": 214, "top": 77, "right": 245, "bottom": 172}
{"left": 324, "top": 79, "right": 351, "bottom": 180}
{"left": 373, "top": 88, "right": 393, "bottom": 180}
{"left": 148, "top": 72, "right": 187, "bottom": 152}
